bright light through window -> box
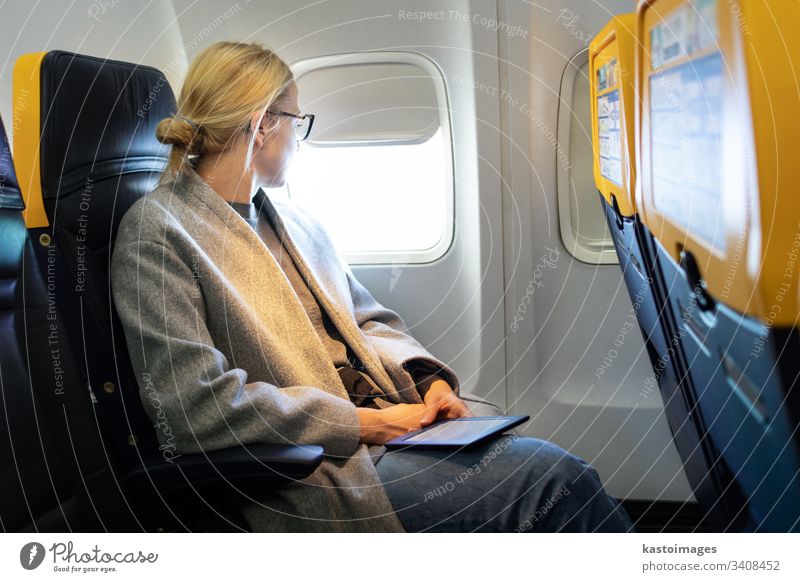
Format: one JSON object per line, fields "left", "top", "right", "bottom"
{"left": 285, "top": 129, "right": 451, "bottom": 262}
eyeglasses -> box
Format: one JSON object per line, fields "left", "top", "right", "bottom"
{"left": 267, "top": 110, "right": 315, "bottom": 141}
{"left": 244, "top": 110, "right": 315, "bottom": 141}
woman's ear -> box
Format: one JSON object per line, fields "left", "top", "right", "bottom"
{"left": 246, "top": 111, "right": 266, "bottom": 143}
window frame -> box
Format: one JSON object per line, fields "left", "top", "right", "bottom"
{"left": 289, "top": 51, "right": 455, "bottom": 266}
{"left": 556, "top": 48, "right": 618, "bottom": 265}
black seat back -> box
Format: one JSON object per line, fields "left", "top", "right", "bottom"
{"left": 0, "top": 115, "right": 108, "bottom": 531}
{"left": 17, "top": 51, "right": 177, "bottom": 472}
{"left": 588, "top": 14, "right": 747, "bottom": 531}
{"left": 11, "top": 51, "right": 179, "bottom": 529}
{"left": 635, "top": 1, "right": 800, "bottom": 531}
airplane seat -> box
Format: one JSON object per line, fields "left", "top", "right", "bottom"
{"left": 12, "top": 50, "right": 324, "bottom": 532}
{"left": 0, "top": 115, "right": 108, "bottom": 531}
{"left": 636, "top": 0, "right": 800, "bottom": 531}
{"left": 589, "top": 13, "right": 741, "bottom": 530}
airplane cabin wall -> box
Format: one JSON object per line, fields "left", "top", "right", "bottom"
{"left": 0, "top": 0, "right": 187, "bottom": 141}
{"left": 500, "top": 0, "right": 692, "bottom": 501}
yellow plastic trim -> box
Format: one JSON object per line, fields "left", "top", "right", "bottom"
{"left": 589, "top": 13, "right": 637, "bottom": 217}
{"left": 13, "top": 52, "right": 48, "bottom": 228}
{"left": 636, "top": 0, "right": 800, "bottom": 324}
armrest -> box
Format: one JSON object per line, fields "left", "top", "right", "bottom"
{"left": 123, "top": 443, "right": 324, "bottom": 498}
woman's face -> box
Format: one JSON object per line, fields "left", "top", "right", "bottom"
{"left": 253, "top": 81, "right": 299, "bottom": 188}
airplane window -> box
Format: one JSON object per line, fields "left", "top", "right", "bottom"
{"left": 287, "top": 52, "right": 453, "bottom": 265}
{"left": 287, "top": 128, "right": 448, "bottom": 259}
{"left": 557, "top": 50, "right": 617, "bottom": 264}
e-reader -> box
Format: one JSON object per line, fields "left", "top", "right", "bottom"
{"left": 384, "top": 415, "right": 529, "bottom": 449}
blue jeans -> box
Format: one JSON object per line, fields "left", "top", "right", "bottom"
{"left": 374, "top": 434, "right": 635, "bottom": 532}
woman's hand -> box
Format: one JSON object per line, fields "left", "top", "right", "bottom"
{"left": 356, "top": 404, "right": 427, "bottom": 445}
{"left": 355, "top": 381, "right": 473, "bottom": 445}
{"left": 420, "top": 380, "right": 473, "bottom": 427}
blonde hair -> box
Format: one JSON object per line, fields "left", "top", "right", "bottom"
{"left": 156, "top": 41, "right": 294, "bottom": 180}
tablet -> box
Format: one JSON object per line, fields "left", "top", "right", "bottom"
{"left": 384, "top": 415, "right": 529, "bottom": 448}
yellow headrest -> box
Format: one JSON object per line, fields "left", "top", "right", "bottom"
{"left": 589, "top": 13, "right": 637, "bottom": 218}
{"left": 636, "top": 0, "right": 800, "bottom": 325}
{"left": 13, "top": 52, "right": 48, "bottom": 229}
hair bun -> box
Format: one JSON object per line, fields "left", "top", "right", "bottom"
{"left": 156, "top": 116, "right": 203, "bottom": 153}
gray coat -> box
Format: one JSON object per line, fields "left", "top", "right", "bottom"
{"left": 111, "top": 166, "right": 499, "bottom": 532}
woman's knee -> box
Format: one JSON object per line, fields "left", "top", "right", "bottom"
{"left": 512, "top": 437, "right": 604, "bottom": 497}
{"left": 556, "top": 457, "right": 606, "bottom": 501}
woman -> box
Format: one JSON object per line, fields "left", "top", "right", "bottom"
{"left": 112, "top": 41, "right": 633, "bottom": 532}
